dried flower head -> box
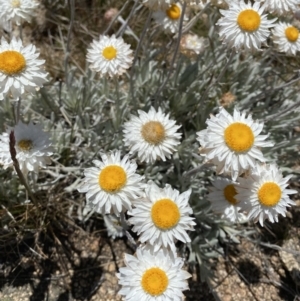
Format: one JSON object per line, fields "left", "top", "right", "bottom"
{"left": 123, "top": 107, "right": 182, "bottom": 163}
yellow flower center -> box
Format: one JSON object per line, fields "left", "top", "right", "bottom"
{"left": 223, "top": 184, "right": 238, "bottom": 205}
{"left": 237, "top": 9, "right": 261, "bottom": 32}
{"left": 141, "top": 121, "right": 166, "bottom": 145}
{"left": 151, "top": 198, "right": 180, "bottom": 230}
{"left": 224, "top": 122, "right": 254, "bottom": 153}
{"left": 11, "top": 0, "right": 21, "bottom": 8}
{"left": 141, "top": 267, "right": 169, "bottom": 296}
{"left": 102, "top": 46, "right": 117, "bottom": 60}
{"left": 166, "top": 4, "right": 181, "bottom": 20}
{"left": 285, "top": 26, "right": 299, "bottom": 42}
{"left": 18, "top": 139, "right": 33, "bottom": 151}
{"left": 257, "top": 182, "right": 282, "bottom": 207}
{"left": 0, "top": 50, "right": 26, "bottom": 75}
{"left": 98, "top": 165, "right": 127, "bottom": 193}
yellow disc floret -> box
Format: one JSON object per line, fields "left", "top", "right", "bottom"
{"left": 223, "top": 184, "right": 238, "bottom": 205}
{"left": 0, "top": 51, "right": 26, "bottom": 75}
{"left": 11, "top": 0, "right": 21, "bottom": 8}
{"left": 141, "top": 267, "right": 169, "bottom": 296}
{"left": 237, "top": 9, "right": 261, "bottom": 32}
{"left": 141, "top": 121, "right": 166, "bottom": 145}
{"left": 258, "top": 182, "right": 282, "bottom": 207}
{"left": 285, "top": 26, "right": 299, "bottom": 42}
{"left": 18, "top": 139, "right": 33, "bottom": 151}
{"left": 166, "top": 4, "right": 181, "bottom": 20}
{"left": 224, "top": 122, "right": 254, "bottom": 153}
{"left": 98, "top": 165, "right": 127, "bottom": 193}
{"left": 102, "top": 46, "right": 117, "bottom": 60}
{"left": 151, "top": 198, "right": 180, "bottom": 230}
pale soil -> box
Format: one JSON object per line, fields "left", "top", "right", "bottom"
{"left": 210, "top": 199, "right": 300, "bottom": 301}
{"left": 0, "top": 223, "right": 215, "bottom": 301}
{"left": 0, "top": 199, "right": 299, "bottom": 301}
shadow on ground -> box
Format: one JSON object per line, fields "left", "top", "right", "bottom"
{"left": 0, "top": 221, "right": 105, "bottom": 301}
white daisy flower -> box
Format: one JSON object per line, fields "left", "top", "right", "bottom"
{"left": 128, "top": 182, "right": 195, "bottom": 253}
{"left": 0, "top": 37, "right": 48, "bottom": 101}
{"left": 117, "top": 247, "right": 191, "bottom": 301}
{"left": 255, "top": 0, "right": 299, "bottom": 16}
{"left": 86, "top": 34, "right": 133, "bottom": 78}
{"left": 0, "top": 121, "right": 53, "bottom": 175}
{"left": 216, "top": 1, "right": 276, "bottom": 51}
{"left": 123, "top": 107, "right": 182, "bottom": 164}
{"left": 153, "top": 2, "right": 188, "bottom": 34}
{"left": 208, "top": 177, "right": 247, "bottom": 223}
{"left": 78, "top": 151, "right": 144, "bottom": 216}
{"left": 197, "top": 107, "right": 274, "bottom": 181}
{"left": 236, "top": 163, "right": 297, "bottom": 226}
{"left": 0, "top": 0, "right": 38, "bottom": 25}
{"left": 272, "top": 22, "right": 300, "bottom": 56}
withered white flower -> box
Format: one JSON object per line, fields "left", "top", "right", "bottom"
{"left": 103, "top": 214, "right": 124, "bottom": 239}
{"left": 123, "top": 107, "right": 182, "bottom": 163}
{"left": 180, "top": 34, "right": 208, "bottom": 56}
